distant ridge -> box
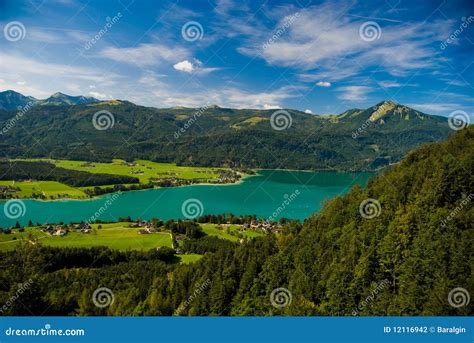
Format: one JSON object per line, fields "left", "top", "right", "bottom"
{"left": 0, "top": 90, "right": 99, "bottom": 110}
{"left": 0, "top": 91, "right": 453, "bottom": 172}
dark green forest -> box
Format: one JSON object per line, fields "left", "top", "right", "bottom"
{"left": 0, "top": 127, "right": 471, "bottom": 316}
{"left": 0, "top": 100, "right": 451, "bottom": 171}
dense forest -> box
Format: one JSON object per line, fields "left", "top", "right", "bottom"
{"left": 0, "top": 127, "right": 472, "bottom": 316}
{"left": 0, "top": 160, "right": 138, "bottom": 187}
{"left": 0, "top": 99, "right": 451, "bottom": 171}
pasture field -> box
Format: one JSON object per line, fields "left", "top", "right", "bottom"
{"left": 200, "top": 223, "right": 264, "bottom": 241}
{"left": 4, "top": 158, "right": 238, "bottom": 199}
{"left": 0, "top": 223, "right": 172, "bottom": 252}
{"left": 0, "top": 180, "right": 88, "bottom": 199}
{"left": 17, "top": 158, "right": 223, "bottom": 183}
{"left": 176, "top": 254, "right": 203, "bottom": 264}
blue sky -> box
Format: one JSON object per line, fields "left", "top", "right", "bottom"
{"left": 0, "top": 0, "right": 473, "bottom": 117}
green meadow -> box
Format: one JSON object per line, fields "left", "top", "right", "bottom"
{"left": 3, "top": 158, "right": 233, "bottom": 199}
{"left": 18, "top": 158, "right": 223, "bottom": 183}
{"left": 0, "top": 222, "right": 264, "bottom": 263}
{"left": 200, "top": 223, "right": 264, "bottom": 241}
{"left": 0, "top": 223, "right": 172, "bottom": 252}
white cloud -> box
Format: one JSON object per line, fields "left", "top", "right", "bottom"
{"left": 378, "top": 81, "right": 401, "bottom": 88}
{"left": 89, "top": 91, "right": 108, "bottom": 99}
{"left": 408, "top": 103, "right": 461, "bottom": 113}
{"left": 304, "top": 109, "right": 313, "bottom": 114}
{"left": 100, "top": 43, "right": 189, "bottom": 67}
{"left": 316, "top": 81, "right": 331, "bottom": 87}
{"left": 173, "top": 59, "right": 220, "bottom": 74}
{"left": 173, "top": 60, "right": 194, "bottom": 73}
{"left": 0, "top": 52, "right": 119, "bottom": 98}
{"left": 337, "top": 86, "right": 372, "bottom": 101}
{"left": 263, "top": 104, "right": 282, "bottom": 110}
{"left": 237, "top": 2, "right": 453, "bottom": 81}
{"left": 130, "top": 71, "right": 299, "bottom": 109}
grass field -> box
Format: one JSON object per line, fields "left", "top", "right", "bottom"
{"left": 18, "top": 158, "right": 223, "bottom": 184}
{"left": 176, "top": 254, "right": 203, "bottom": 264}
{"left": 0, "top": 180, "right": 88, "bottom": 199}
{"left": 200, "top": 223, "right": 264, "bottom": 241}
{"left": 0, "top": 222, "right": 172, "bottom": 252}
{"left": 4, "top": 158, "right": 233, "bottom": 199}
{"left": 0, "top": 223, "right": 263, "bottom": 266}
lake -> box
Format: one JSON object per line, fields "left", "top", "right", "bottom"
{"left": 0, "top": 170, "right": 373, "bottom": 227}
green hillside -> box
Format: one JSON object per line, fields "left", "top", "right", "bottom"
{"left": 0, "top": 98, "right": 451, "bottom": 171}
{"left": 0, "top": 127, "right": 471, "bottom": 316}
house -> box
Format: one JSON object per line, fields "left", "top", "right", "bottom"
{"left": 53, "top": 229, "right": 67, "bottom": 236}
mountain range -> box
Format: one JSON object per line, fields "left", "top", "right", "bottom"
{"left": 0, "top": 90, "right": 454, "bottom": 171}
{"left": 0, "top": 90, "right": 98, "bottom": 110}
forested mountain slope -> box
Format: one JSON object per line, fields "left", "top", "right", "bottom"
{"left": 0, "top": 127, "right": 471, "bottom": 316}
{"left": 0, "top": 96, "right": 451, "bottom": 171}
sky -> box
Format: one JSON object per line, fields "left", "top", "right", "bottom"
{"left": 0, "top": 0, "right": 473, "bottom": 117}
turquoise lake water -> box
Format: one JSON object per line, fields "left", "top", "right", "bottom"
{"left": 0, "top": 170, "right": 373, "bottom": 227}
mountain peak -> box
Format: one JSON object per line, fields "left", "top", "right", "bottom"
{"left": 50, "top": 92, "right": 67, "bottom": 98}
